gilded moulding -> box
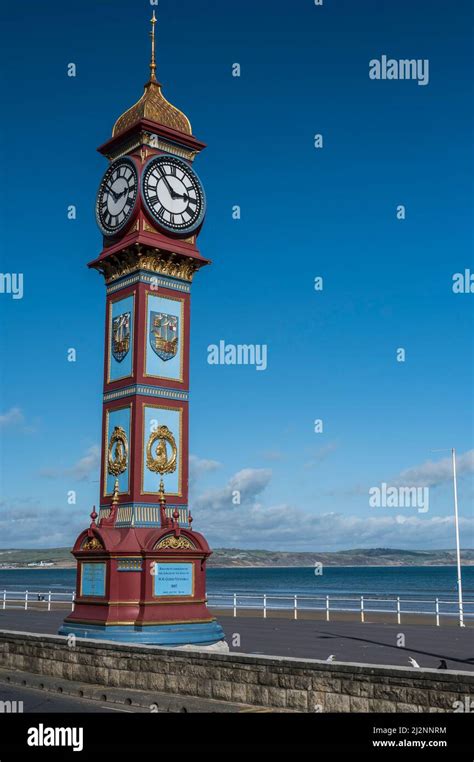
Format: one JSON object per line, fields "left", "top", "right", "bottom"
{"left": 155, "top": 535, "right": 195, "bottom": 550}
{"left": 94, "top": 246, "right": 204, "bottom": 284}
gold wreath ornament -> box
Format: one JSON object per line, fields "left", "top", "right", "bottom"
{"left": 108, "top": 426, "right": 129, "bottom": 477}
{"left": 146, "top": 425, "right": 177, "bottom": 476}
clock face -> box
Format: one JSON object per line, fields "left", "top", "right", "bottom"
{"left": 96, "top": 158, "right": 139, "bottom": 236}
{"left": 141, "top": 155, "right": 206, "bottom": 236}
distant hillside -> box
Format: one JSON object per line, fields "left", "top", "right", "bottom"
{"left": 0, "top": 547, "right": 473, "bottom": 569}
{"left": 0, "top": 548, "right": 74, "bottom": 567}
{"left": 208, "top": 548, "right": 474, "bottom": 567}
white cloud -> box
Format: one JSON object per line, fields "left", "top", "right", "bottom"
{"left": 189, "top": 455, "right": 221, "bottom": 485}
{"left": 0, "top": 407, "right": 24, "bottom": 428}
{"left": 259, "top": 449, "right": 285, "bottom": 462}
{"left": 323, "top": 450, "right": 474, "bottom": 498}
{"left": 39, "top": 445, "right": 100, "bottom": 482}
{"left": 191, "top": 467, "right": 474, "bottom": 551}
{"left": 68, "top": 445, "right": 100, "bottom": 481}
{"left": 393, "top": 450, "right": 474, "bottom": 488}
{"left": 192, "top": 468, "right": 272, "bottom": 512}
{"left": 304, "top": 442, "right": 338, "bottom": 469}
{"left": 0, "top": 505, "right": 85, "bottom": 548}
{"left": 2, "top": 461, "right": 473, "bottom": 550}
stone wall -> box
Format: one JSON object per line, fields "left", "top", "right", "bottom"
{"left": 0, "top": 630, "right": 472, "bottom": 713}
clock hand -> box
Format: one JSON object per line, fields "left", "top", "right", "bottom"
{"left": 105, "top": 184, "right": 120, "bottom": 201}
{"left": 176, "top": 191, "right": 193, "bottom": 203}
{"left": 158, "top": 171, "right": 182, "bottom": 199}
{"left": 157, "top": 171, "right": 194, "bottom": 204}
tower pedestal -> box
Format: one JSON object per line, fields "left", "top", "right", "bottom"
{"left": 59, "top": 523, "right": 225, "bottom": 647}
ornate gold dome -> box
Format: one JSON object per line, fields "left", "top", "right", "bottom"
{"left": 112, "top": 80, "right": 192, "bottom": 138}
{"left": 112, "top": 12, "right": 192, "bottom": 138}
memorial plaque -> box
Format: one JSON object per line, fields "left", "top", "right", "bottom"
{"left": 154, "top": 563, "right": 193, "bottom": 597}
{"left": 81, "top": 562, "right": 106, "bottom": 597}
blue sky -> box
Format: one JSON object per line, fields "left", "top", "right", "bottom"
{"left": 0, "top": 0, "right": 473, "bottom": 550}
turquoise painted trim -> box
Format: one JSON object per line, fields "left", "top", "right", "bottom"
{"left": 107, "top": 271, "right": 191, "bottom": 296}
{"left": 104, "top": 385, "right": 189, "bottom": 403}
{"left": 99, "top": 503, "right": 188, "bottom": 509}
{"left": 58, "top": 620, "right": 226, "bottom": 646}
{"left": 98, "top": 503, "right": 189, "bottom": 529}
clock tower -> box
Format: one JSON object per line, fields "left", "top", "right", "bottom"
{"left": 59, "top": 14, "right": 226, "bottom": 648}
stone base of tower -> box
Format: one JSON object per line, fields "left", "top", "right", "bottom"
{"left": 58, "top": 522, "right": 227, "bottom": 649}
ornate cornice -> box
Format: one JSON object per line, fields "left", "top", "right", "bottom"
{"left": 100, "top": 129, "right": 201, "bottom": 163}
{"left": 92, "top": 245, "right": 206, "bottom": 284}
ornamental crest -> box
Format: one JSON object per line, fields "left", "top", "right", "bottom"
{"left": 146, "top": 425, "right": 177, "bottom": 476}
{"left": 82, "top": 537, "right": 104, "bottom": 551}
{"left": 150, "top": 312, "right": 179, "bottom": 362}
{"left": 155, "top": 535, "right": 195, "bottom": 550}
{"left": 108, "top": 426, "right": 129, "bottom": 477}
{"left": 112, "top": 312, "right": 131, "bottom": 363}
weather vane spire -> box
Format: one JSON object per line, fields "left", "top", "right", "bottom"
{"left": 149, "top": 10, "right": 157, "bottom": 82}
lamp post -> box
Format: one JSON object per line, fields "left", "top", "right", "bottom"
{"left": 432, "top": 447, "right": 465, "bottom": 627}
{"left": 451, "top": 448, "right": 465, "bottom": 627}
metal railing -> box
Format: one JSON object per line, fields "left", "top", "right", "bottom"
{"left": 1, "top": 590, "right": 75, "bottom": 612}
{"left": 206, "top": 593, "right": 473, "bottom": 627}
{"left": 1, "top": 590, "right": 472, "bottom": 627}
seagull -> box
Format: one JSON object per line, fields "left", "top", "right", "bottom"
{"left": 408, "top": 658, "right": 420, "bottom": 668}
{"left": 438, "top": 660, "right": 448, "bottom": 670}
{"left": 326, "top": 655, "right": 335, "bottom": 662}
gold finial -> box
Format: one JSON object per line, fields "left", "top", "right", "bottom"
{"left": 112, "top": 479, "right": 120, "bottom": 507}
{"left": 149, "top": 11, "right": 157, "bottom": 82}
{"left": 158, "top": 478, "right": 166, "bottom": 506}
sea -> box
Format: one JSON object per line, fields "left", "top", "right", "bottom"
{"left": 0, "top": 566, "right": 472, "bottom": 617}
